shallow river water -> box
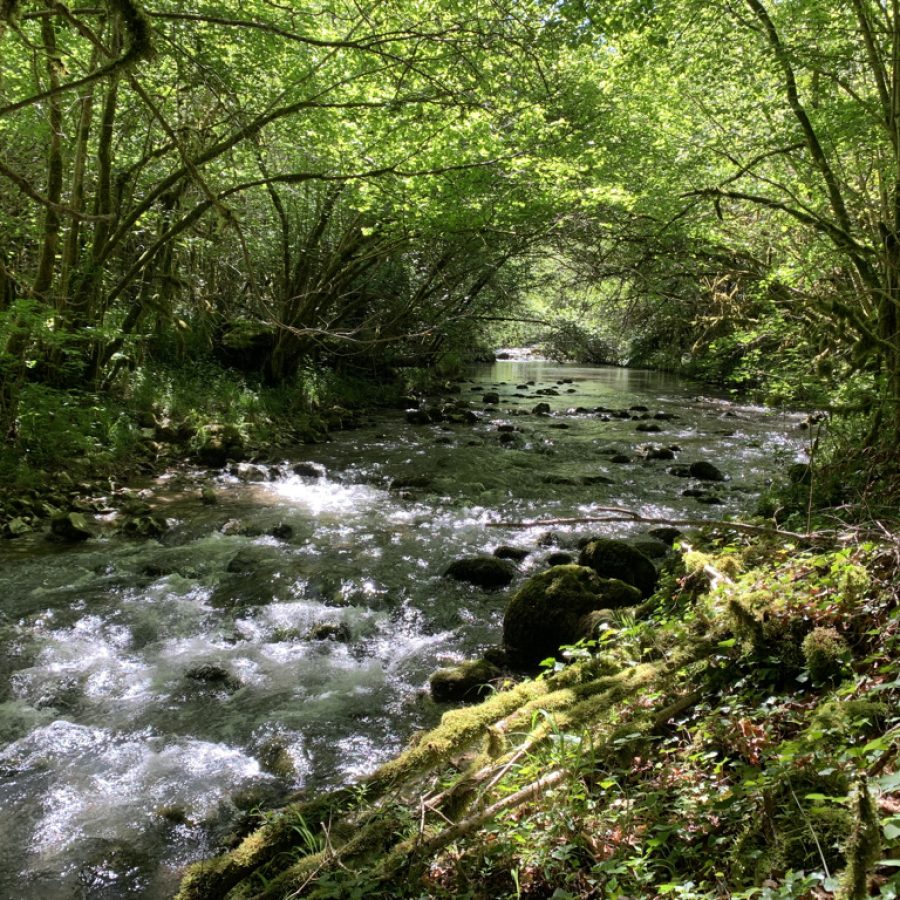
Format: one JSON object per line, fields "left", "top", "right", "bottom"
{"left": 0, "top": 359, "right": 809, "bottom": 897}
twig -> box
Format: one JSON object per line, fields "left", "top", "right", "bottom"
{"left": 486, "top": 509, "right": 835, "bottom": 545}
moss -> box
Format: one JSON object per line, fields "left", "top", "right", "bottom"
{"left": 503, "top": 565, "right": 640, "bottom": 668}
{"left": 802, "top": 626, "right": 851, "bottom": 686}
{"left": 807, "top": 698, "right": 886, "bottom": 742}
{"left": 779, "top": 805, "right": 852, "bottom": 872}
{"left": 578, "top": 539, "right": 658, "bottom": 598}
{"left": 839, "top": 780, "right": 881, "bottom": 900}
{"left": 727, "top": 598, "right": 765, "bottom": 649}
{"left": 429, "top": 659, "right": 502, "bottom": 703}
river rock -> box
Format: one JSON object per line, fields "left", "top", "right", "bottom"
{"left": 581, "top": 474, "right": 615, "bottom": 485}
{"left": 625, "top": 536, "right": 670, "bottom": 560}
{"left": 647, "top": 527, "right": 682, "bottom": 546}
{"left": 531, "top": 402, "right": 551, "bottom": 415}
{"left": 643, "top": 446, "right": 675, "bottom": 461}
{"left": 445, "top": 556, "right": 517, "bottom": 589}
{"left": 200, "top": 486, "right": 218, "bottom": 505}
{"left": 120, "top": 513, "right": 169, "bottom": 539}
{"left": 547, "top": 551, "right": 574, "bottom": 566}
{"left": 429, "top": 658, "right": 501, "bottom": 702}
{"left": 308, "top": 622, "right": 352, "bottom": 642}
{"left": 406, "top": 408, "right": 434, "bottom": 425}
{"left": 689, "top": 460, "right": 726, "bottom": 481}
{"left": 3, "top": 516, "right": 31, "bottom": 538}
{"left": 578, "top": 538, "right": 658, "bottom": 598}
{"left": 482, "top": 391, "right": 500, "bottom": 404}
{"left": 50, "top": 511, "right": 92, "bottom": 542}
{"left": 609, "top": 453, "right": 631, "bottom": 464}
{"left": 493, "top": 545, "right": 530, "bottom": 561}
{"left": 502, "top": 565, "right": 641, "bottom": 668}
{"left": 293, "top": 461, "right": 325, "bottom": 478}
{"left": 185, "top": 664, "right": 241, "bottom": 692}
{"left": 636, "top": 423, "right": 662, "bottom": 433}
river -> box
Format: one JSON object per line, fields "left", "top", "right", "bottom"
{"left": 0, "top": 359, "right": 808, "bottom": 897}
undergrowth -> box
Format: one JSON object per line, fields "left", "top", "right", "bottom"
{"left": 177, "top": 529, "right": 900, "bottom": 900}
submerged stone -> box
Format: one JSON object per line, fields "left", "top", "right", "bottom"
{"left": 503, "top": 565, "right": 640, "bottom": 669}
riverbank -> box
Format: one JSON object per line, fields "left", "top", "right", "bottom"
{"left": 178, "top": 527, "right": 900, "bottom": 900}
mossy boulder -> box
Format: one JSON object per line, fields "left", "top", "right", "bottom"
{"left": 445, "top": 556, "right": 517, "bottom": 589}
{"left": 429, "top": 659, "right": 502, "bottom": 702}
{"left": 50, "top": 511, "right": 92, "bottom": 542}
{"left": 578, "top": 538, "right": 658, "bottom": 598}
{"left": 502, "top": 565, "right": 640, "bottom": 669}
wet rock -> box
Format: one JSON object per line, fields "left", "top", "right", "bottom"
{"left": 226, "top": 546, "right": 279, "bottom": 574}
{"left": 625, "top": 536, "right": 670, "bottom": 560}
{"left": 482, "top": 391, "right": 500, "bottom": 404}
{"left": 667, "top": 464, "right": 693, "bottom": 477}
{"left": 258, "top": 739, "right": 297, "bottom": 778}
{"left": 578, "top": 538, "right": 658, "bottom": 598}
{"left": 503, "top": 565, "right": 641, "bottom": 668}
{"left": 76, "top": 838, "right": 151, "bottom": 895}
{"left": 50, "top": 511, "right": 92, "bottom": 542}
{"left": 493, "top": 545, "right": 530, "bottom": 562}
{"left": 445, "top": 556, "right": 516, "bottom": 589}
{"left": 496, "top": 424, "right": 517, "bottom": 433}
{"left": 630, "top": 405, "right": 649, "bottom": 412}
{"left": 308, "top": 622, "right": 352, "bottom": 642}
{"left": 609, "top": 453, "right": 632, "bottom": 464}
{"left": 581, "top": 474, "right": 615, "bottom": 485}
{"left": 689, "top": 460, "right": 726, "bottom": 481}
{"left": 219, "top": 518, "right": 246, "bottom": 536}
{"left": 120, "top": 513, "right": 169, "bottom": 539}
{"left": 643, "top": 446, "right": 675, "bottom": 461}
{"left": 636, "top": 423, "right": 662, "bottom": 433}
{"left": 482, "top": 645, "right": 508, "bottom": 667}
{"left": 542, "top": 474, "right": 580, "bottom": 486}
{"left": 547, "top": 551, "right": 574, "bottom": 566}
{"left": 268, "top": 522, "right": 294, "bottom": 541}
{"left": 498, "top": 432, "right": 524, "bottom": 448}
{"left": 653, "top": 411, "right": 678, "bottom": 420}
{"left": 292, "top": 461, "right": 325, "bottom": 478}
{"left": 647, "top": 527, "right": 682, "bottom": 546}
{"left": 184, "top": 664, "right": 241, "bottom": 692}
{"left": 3, "top": 516, "right": 31, "bottom": 538}
{"left": 406, "top": 408, "right": 434, "bottom": 425}
{"left": 200, "top": 486, "right": 218, "bottom": 505}
{"left": 391, "top": 475, "right": 433, "bottom": 490}
{"left": 429, "top": 658, "right": 502, "bottom": 702}
{"left": 531, "top": 402, "right": 551, "bottom": 415}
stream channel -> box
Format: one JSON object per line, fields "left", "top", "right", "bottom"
{"left": 0, "top": 357, "right": 809, "bottom": 898}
